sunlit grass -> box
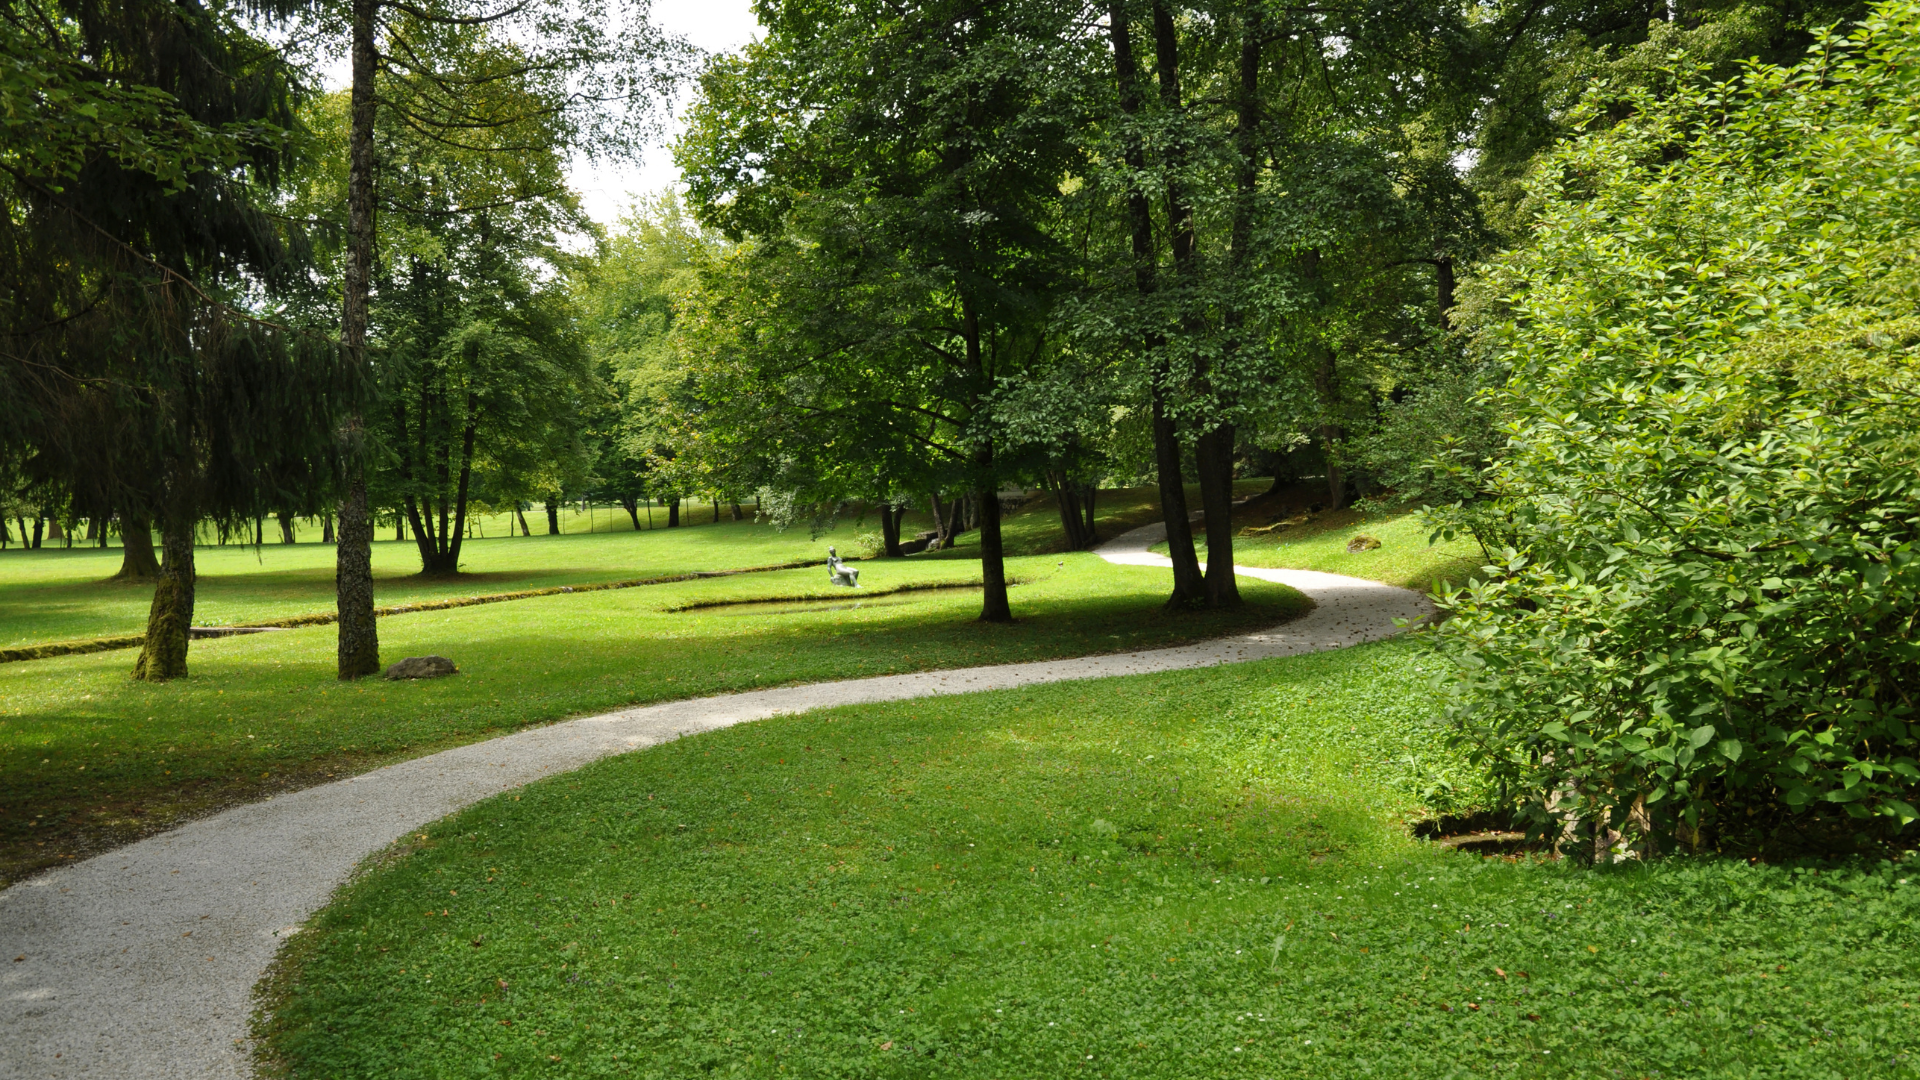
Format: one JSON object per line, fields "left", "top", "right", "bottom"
{"left": 261, "top": 639, "right": 1920, "bottom": 1079}
{"left": 0, "top": 552, "right": 1306, "bottom": 884}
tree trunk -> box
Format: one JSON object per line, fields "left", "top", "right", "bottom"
{"left": 322, "top": 513, "right": 335, "bottom": 544}
{"left": 114, "top": 515, "right": 162, "bottom": 581}
{"left": 278, "top": 513, "right": 296, "bottom": 544}
{"left": 336, "top": 472, "right": 380, "bottom": 679}
{"left": 334, "top": 0, "right": 380, "bottom": 680}
{"left": 85, "top": 515, "right": 101, "bottom": 542}
{"left": 47, "top": 516, "right": 64, "bottom": 543}
{"left": 1082, "top": 485, "right": 1098, "bottom": 543}
{"left": 1195, "top": 423, "right": 1241, "bottom": 607}
{"left": 444, "top": 409, "right": 477, "bottom": 572}
{"left": 133, "top": 514, "right": 196, "bottom": 681}
{"left": 1189, "top": 0, "right": 1263, "bottom": 611}
{"left": 1436, "top": 256, "right": 1456, "bottom": 328}
{"left": 978, "top": 486, "right": 1012, "bottom": 622}
{"left": 545, "top": 499, "right": 561, "bottom": 535}
{"left": 879, "top": 503, "right": 903, "bottom": 556}
{"left": 32, "top": 515, "right": 43, "bottom": 548}
{"left": 1049, "top": 472, "right": 1093, "bottom": 550}
{"left": 731, "top": 501, "right": 742, "bottom": 521}
{"left": 1114, "top": 1, "right": 1203, "bottom": 607}
{"left": 517, "top": 507, "right": 532, "bottom": 536}
{"left": 667, "top": 498, "right": 680, "bottom": 527}
{"left": 621, "top": 496, "right": 641, "bottom": 529}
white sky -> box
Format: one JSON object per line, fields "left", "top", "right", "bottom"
{"left": 571, "top": 0, "right": 761, "bottom": 226}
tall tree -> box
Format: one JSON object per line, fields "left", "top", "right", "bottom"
{"left": 322, "top": 0, "right": 686, "bottom": 675}
{"left": 0, "top": 0, "right": 350, "bottom": 680}
{"left": 681, "top": 0, "right": 1101, "bottom": 621}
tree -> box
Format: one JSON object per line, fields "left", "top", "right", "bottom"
{"left": 321, "top": 0, "right": 687, "bottom": 675}
{"left": 579, "top": 193, "right": 730, "bottom": 530}
{"left": 681, "top": 0, "right": 1101, "bottom": 621}
{"left": 293, "top": 19, "right": 598, "bottom": 577}
{"left": 1, "top": 0, "right": 351, "bottom": 680}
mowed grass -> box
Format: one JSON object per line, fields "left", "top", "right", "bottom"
{"left": 0, "top": 482, "right": 1231, "bottom": 650}
{"left": 260, "top": 639, "right": 1920, "bottom": 1080}
{"left": 0, "top": 508, "right": 914, "bottom": 649}
{"left": 1161, "top": 505, "right": 1483, "bottom": 594}
{"left": 0, "top": 551, "right": 1308, "bottom": 885}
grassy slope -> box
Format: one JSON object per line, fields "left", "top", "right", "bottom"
{"left": 262, "top": 639, "right": 1920, "bottom": 1080}
{"left": 1158, "top": 504, "right": 1483, "bottom": 595}
{"left": 0, "top": 543, "right": 1307, "bottom": 885}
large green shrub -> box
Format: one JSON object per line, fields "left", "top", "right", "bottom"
{"left": 1434, "top": 2, "right": 1920, "bottom": 857}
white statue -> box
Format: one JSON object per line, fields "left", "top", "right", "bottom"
{"left": 826, "top": 546, "right": 860, "bottom": 588}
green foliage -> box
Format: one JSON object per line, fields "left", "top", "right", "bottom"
{"left": 1435, "top": 3, "right": 1920, "bottom": 855}
{"left": 262, "top": 641, "right": 1920, "bottom": 1079}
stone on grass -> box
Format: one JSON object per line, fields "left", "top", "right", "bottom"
{"left": 1346, "top": 534, "right": 1382, "bottom": 554}
{"left": 384, "top": 655, "right": 458, "bottom": 680}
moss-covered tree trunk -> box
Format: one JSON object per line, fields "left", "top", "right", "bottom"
{"left": 133, "top": 516, "right": 196, "bottom": 681}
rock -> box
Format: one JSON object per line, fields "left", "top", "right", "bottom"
{"left": 384, "top": 655, "right": 458, "bottom": 680}
{"left": 1346, "top": 534, "right": 1382, "bottom": 553}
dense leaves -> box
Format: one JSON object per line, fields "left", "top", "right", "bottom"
{"left": 1434, "top": 2, "right": 1920, "bottom": 855}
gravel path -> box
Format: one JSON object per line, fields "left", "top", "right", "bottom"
{"left": 0, "top": 524, "right": 1429, "bottom": 1079}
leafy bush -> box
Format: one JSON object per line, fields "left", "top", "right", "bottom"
{"left": 1434, "top": 3, "right": 1920, "bottom": 857}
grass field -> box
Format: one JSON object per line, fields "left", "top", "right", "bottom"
{"left": 0, "top": 483, "right": 1217, "bottom": 651}
{"left": 1156, "top": 502, "right": 1483, "bottom": 595}
{"left": 258, "top": 638, "right": 1920, "bottom": 1079}
{"left": 0, "top": 514, "right": 1306, "bottom": 885}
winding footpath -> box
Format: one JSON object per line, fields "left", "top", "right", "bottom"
{"left": 0, "top": 523, "right": 1428, "bottom": 1079}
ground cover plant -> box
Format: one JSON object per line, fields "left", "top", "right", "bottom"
{"left": 0, "top": 548, "right": 1306, "bottom": 885}
{"left": 259, "top": 638, "right": 1920, "bottom": 1079}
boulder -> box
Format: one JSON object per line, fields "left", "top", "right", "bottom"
{"left": 384, "top": 655, "right": 458, "bottom": 680}
{"left": 1346, "top": 534, "right": 1382, "bottom": 553}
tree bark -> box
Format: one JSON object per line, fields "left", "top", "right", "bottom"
{"left": 322, "top": 514, "right": 335, "bottom": 544}
{"left": 114, "top": 514, "right": 162, "bottom": 581}
{"left": 1048, "top": 471, "right": 1093, "bottom": 549}
{"left": 31, "top": 515, "right": 44, "bottom": 548}
{"left": 879, "top": 503, "right": 903, "bottom": 556}
{"left": 978, "top": 486, "right": 1012, "bottom": 622}
{"left": 731, "top": 501, "right": 743, "bottom": 521}
{"left": 516, "top": 507, "right": 532, "bottom": 536}
{"left": 133, "top": 514, "right": 196, "bottom": 681}
{"left": 666, "top": 497, "right": 680, "bottom": 527}
{"left": 445, "top": 408, "right": 477, "bottom": 571}
{"left": 545, "top": 499, "right": 562, "bottom": 535}
{"left": 1195, "top": 423, "right": 1241, "bottom": 606}
{"left": 278, "top": 513, "right": 296, "bottom": 544}
{"left": 334, "top": 0, "right": 380, "bottom": 680}
{"left": 621, "top": 496, "right": 641, "bottom": 530}
{"left": 336, "top": 472, "right": 380, "bottom": 678}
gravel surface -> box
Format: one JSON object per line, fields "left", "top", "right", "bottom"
{"left": 0, "top": 523, "right": 1429, "bottom": 1079}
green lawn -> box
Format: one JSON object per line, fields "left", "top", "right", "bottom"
{"left": 0, "top": 550, "right": 1307, "bottom": 885}
{"left": 0, "top": 507, "right": 915, "bottom": 649}
{"left": 0, "top": 483, "right": 1235, "bottom": 651}
{"left": 1159, "top": 505, "right": 1483, "bottom": 594}
{"left": 259, "top": 638, "right": 1920, "bottom": 1079}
